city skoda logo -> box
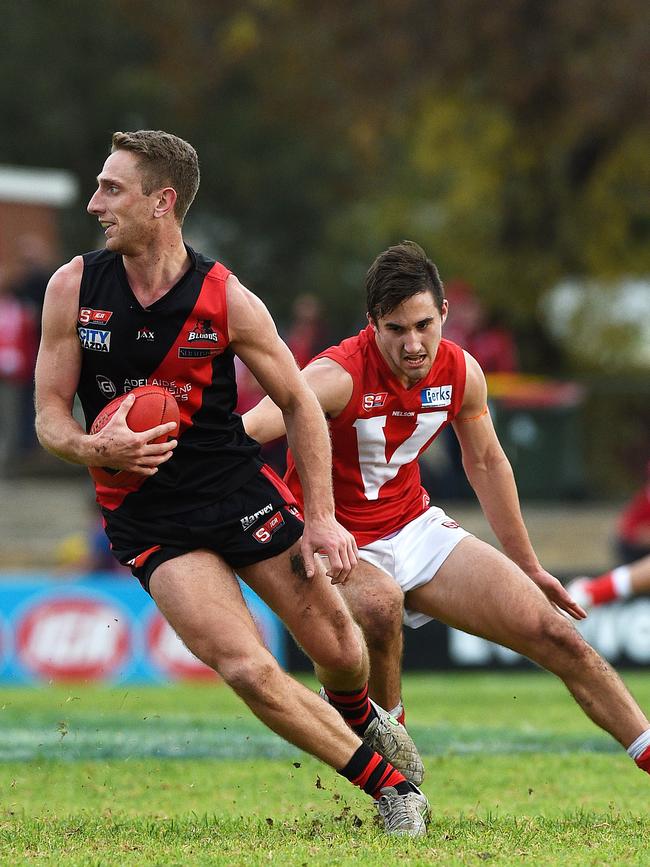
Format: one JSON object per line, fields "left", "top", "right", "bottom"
{"left": 420, "top": 385, "right": 452, "bottom": 408}
{"left": 78, "top": 327, "right": 111, "bottom": 352}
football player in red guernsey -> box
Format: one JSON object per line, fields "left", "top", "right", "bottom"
{"left": 244, "top": 240, "right": 650, "bottom": 778}
{"left": 34, "top": 132, "right": 429, "bottom": 836}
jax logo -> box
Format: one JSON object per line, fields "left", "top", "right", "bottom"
{"left": 363, "top": 392, "right": 388, "bottom": 411}
{"left": 146, "top": 612, "right": 217, "bottom": 680}
{"left": 78, "top": 327, "right": 111, "bottom": 352}
{"left": 15, "top": 596, "right": 131, "bottom": 680}
{"left": 420, "top": 385, "right": 452, "bottom": 408}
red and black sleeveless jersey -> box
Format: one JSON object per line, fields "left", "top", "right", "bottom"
{"left": 284, "top": 326, "right": 467, "bottom": 546}
{"left": 77, "top": 246, "right": 262, "bottom": 515}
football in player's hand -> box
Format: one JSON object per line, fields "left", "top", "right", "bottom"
{"left": 89, "top": 384, "right": 180, "bottom": 488}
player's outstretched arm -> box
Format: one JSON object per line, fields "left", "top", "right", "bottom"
{"left": 453, "top": 352, "right": 587, "bottom": 621}
{"left": 243, "top": 358, "right": 352, "bottom": 444}
{"left": 228, "top": 276, "right": 357, "bottom": 582}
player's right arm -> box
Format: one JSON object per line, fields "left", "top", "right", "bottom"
{"left": 242, "top": 357, "right": 353, "bottom": 443}
{"left": 35, "top": 259, "right": 176, "bottom": 473}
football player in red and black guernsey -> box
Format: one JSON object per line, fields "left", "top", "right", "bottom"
{"left": 34, "top": 131, "right": 428, "bottom": 835}
{"left": 244, "top": 240, "right": 650, "bottom": 780}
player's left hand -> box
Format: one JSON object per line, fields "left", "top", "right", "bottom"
{"left": 300, "top": 515, "right": 359, "bottom": 584}
{"left": 528, "top": 568, "right": 588, "bottom": 620}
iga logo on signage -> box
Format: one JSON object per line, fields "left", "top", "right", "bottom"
{"left": 146, "top": 612, "right": 217, "bottom": 679}
{"left": 15, "top": 596, "right": 131, "bottom": 680}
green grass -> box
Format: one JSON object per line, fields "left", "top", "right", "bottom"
{"left": 1, "top": 672, "right": 649, "bottom": 864}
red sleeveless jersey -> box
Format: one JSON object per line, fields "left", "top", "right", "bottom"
{"left": 284, "top": 326, "right": 467, "bottom": 546}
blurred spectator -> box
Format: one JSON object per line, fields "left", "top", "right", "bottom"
{"left": 567, "top": 553, "right": 650, "bottom": 610}
{"left": 284, "top": 293, "right": 332, "bottom": 369}
{"left": 7, "top": 235, "right": 54, "bottom": 456}
{"left": 234, "top": 356, "right": 287, "bottom": 476}
{"left": 10, "top": 234, "right": 53, "bottom": 324}
{"left": 421, "top": 280, "right": 519, "bottom": 499}
{"left": 444, "top": 280, "right": 518, "bottom": 373}
{"left": 614, "top": 461, "right": 650, "bottom": 564}
{"left": 55, "top": 494, "right": 129, "bottom": 576}
{"left": 0, "top": 272, "right": 39, "bottom": 476}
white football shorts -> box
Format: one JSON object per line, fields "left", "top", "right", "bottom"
{"left": 360, "top": 506, "right": 471, "bottom": 629}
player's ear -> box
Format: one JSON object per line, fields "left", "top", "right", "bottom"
{"left": 440, "top": 299, "right": 449, "bottom": 325}
{"left": 153, "top": 187, "right": 177, "bottom": 219}
{"left": 367, "top": 312, "right": 378, "bottom": 331}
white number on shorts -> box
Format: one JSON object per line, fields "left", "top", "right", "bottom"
{"left": 352, "top": 412, "right": 447, "bottom": 500}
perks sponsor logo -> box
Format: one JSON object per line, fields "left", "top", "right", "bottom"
{"left": 253, "top": 511, "right": 285, "bottom": 543}
{"left": 78, "top": 327, "right": 111, "bottom": 352}
{"left": 363, "top": 392, "right": 387, "bottom": 411}
{"left": 187, "top": 319, "right": 219, "bottom": 343}
{"left": 420, "top": 385, "right": 452, "bottom": 408}
{"left": 15, "top": 596, "right": 131, "bottom": 680}
{"left": 78, "top": 307, "right": 113, "bottom": 325}
{"left": 241, "top": 502, "right": 273, "bottom": 531}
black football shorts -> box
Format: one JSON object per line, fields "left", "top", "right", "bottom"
{"left": 103, "top": 465, "right": 304, "bottom": 594}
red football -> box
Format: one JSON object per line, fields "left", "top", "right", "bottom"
{"left": 89, "top": 385, "right": 180, "bottom": 488}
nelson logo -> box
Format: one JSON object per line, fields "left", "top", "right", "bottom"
{"left": 78, "top": 326, "right": 111, "bottom": 352}
{"left": 187, "top": 319, "right": 219, "bottom": 343}
{"left": 421, "top": 385, "right": 452, "bottom": 408}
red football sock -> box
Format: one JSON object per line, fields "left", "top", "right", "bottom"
{"left": 324, "top": 685, "right": 378, "bottom": 735}
{"left": 338, "top": 743, "right": 412, "bottom": 799}
{"left": 635, "top": 744, "right": 650, "bottom": 773}
{"left": 586, "top": 572, "right": 617, "bottom": 605}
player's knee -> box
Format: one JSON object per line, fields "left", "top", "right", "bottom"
{"left": 310, "top": 615, "right": 366, "bottom": 674}
{"left": 355, "top": 586, "right": 404, "bottom": 650}
{"left": 533, "top": 611, "right": 589, "bottom": 663}
{"left": 218, "top": 652, "right": 282, "bottom": 703}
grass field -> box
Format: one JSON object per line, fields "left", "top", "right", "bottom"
{"left": 1, "top": 671, "right": 649, "bottom": 865}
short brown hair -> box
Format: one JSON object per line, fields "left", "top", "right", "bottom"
{"left": 111, "top": 130, "right": 199, "bottom": 224}
{"left": 366, "top": 241, "right": 445, "bottom": 321}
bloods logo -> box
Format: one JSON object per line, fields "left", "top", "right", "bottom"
{"left": 363, "top": 392, "right": 388, "bottom": 411}
{"left": 187, "top": 319, "right": 219, "bottom": 343}
{"left": 78, "top": 327, "right": 111, "bottom": 352}
{"left": 253, "top": 511, "right": 285, "bottom": 544}
{"left": 78, "top": 307, "right": 113, "bottom": 325}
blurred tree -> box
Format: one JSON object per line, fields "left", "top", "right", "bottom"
{"left": 0, "top": 0, "right": 648, "bottom": 352}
